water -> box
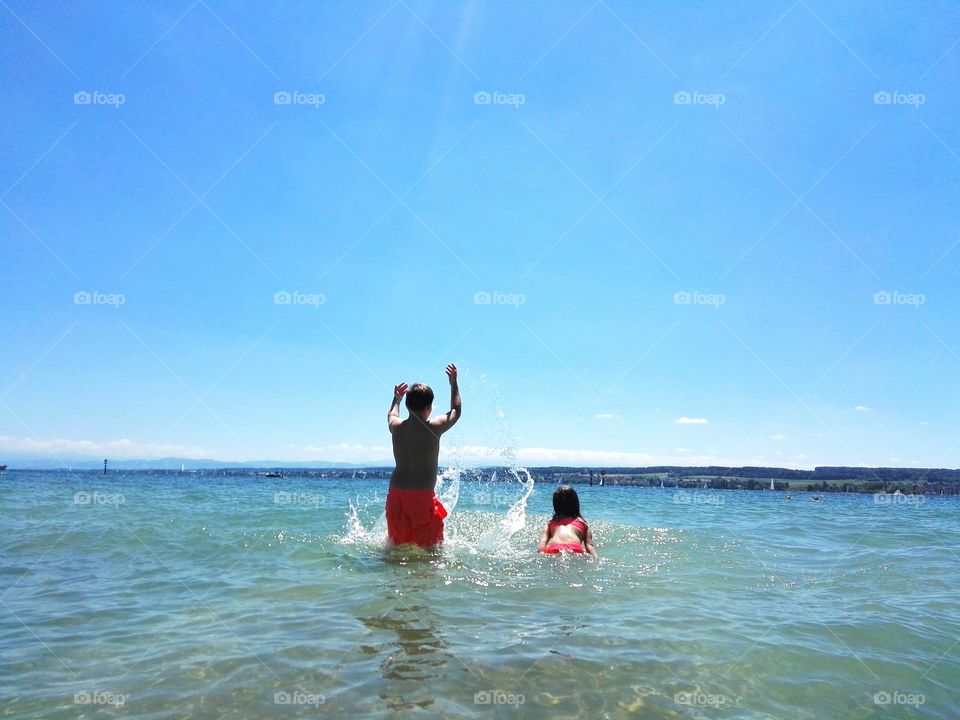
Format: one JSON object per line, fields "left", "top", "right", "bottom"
{"left": 1, "top": 470, "right": 958, "bottom": 718}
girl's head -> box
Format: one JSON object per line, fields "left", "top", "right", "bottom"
{"left": 552, "top": 485, "right": 582, "bottom": 520}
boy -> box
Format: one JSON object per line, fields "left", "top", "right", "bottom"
{"left": 385, "top": 364, "right": 461, "bottom": 548}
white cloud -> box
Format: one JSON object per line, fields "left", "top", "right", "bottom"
{"left": 674, "top": 417, "right": 709, "bottom": 425}
{"left": 300, "top": 443, "right": 391, "bottom": 462}
{"left": 0, "top": 436, "right": 825, "bottom": 470}
{"left": 854, "top": 405, "right": 872, "bottom": 412}
{"left": 594, "top": 413, "right": 617, "bottom": 420}
{"left": 770, "top": 434, "right": 786, "bottom": 440}
{"left": 0, "top": 435, "right": 214, "bottom": 459}
{"left": 511, "top": 447, "right": 653, "bottom": 465}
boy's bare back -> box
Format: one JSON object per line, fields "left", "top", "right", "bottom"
{"left": 387, "top": 364, "right": 461, "bottom": 491}
{"left": 390, "top": 419, "right": 441, "bottom": 489}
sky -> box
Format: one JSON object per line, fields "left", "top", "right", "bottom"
{"left": 1, "top": 0, "right": 959, "bottom": 469}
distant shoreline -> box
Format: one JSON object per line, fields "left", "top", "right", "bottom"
{"left": 5, "top": 464, "right": 958, "bottom": 495}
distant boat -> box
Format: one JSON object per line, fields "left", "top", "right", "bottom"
{"left": 0, "top": 464, "right": 6, "bottom": 473}
{"left": 179, "top": 463, "right": 185, "bottom": 474}
{"left": 265, "top": 471, "right": 283, "bottom": 478}
{"left": 770, "top": 479, "right": 775, "bottom": 491}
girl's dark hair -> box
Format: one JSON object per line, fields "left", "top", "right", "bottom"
{"left": 551, "top": 485, "right": 584, "bottom": 522}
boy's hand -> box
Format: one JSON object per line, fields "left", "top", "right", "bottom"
{"left": 445, "top": 364, "right": 457, "bottom": 385}
{"left": 394, "top": 383, "right": 408, "bottom": 398}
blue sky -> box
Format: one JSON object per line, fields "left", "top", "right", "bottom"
{"left": 2, "top": 1, "right": 958, "bottom": 468}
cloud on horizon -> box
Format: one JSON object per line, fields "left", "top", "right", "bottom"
{"left": 0, "top": 435, "right": 214, "bottom": 460}
{"left": 0, "top": 436, "right": 821, "bottom": 469}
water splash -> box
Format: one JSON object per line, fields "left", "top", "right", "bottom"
{"left": 434, "top": 466, "right": 460, "bottom": 515}
{"left": 465, "top": 467, "right": 535, "bottom": 553}
{"left": 340, "top": 490, "right": 386, "bottom": 546}
{"left": 337, "top": 465, "right": 535, "bottom": 555}
{"left": 337, "top": 469, "right": 461, "bottom": 548}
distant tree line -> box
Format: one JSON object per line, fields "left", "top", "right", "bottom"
{"left": 532, "top": 465, "right": 960, "bottom": 483}
{"left": 528, "top": 466, "right": 960, "bottom": 495}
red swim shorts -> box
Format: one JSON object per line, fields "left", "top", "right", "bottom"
{"left": 385, "top": 488, "right": 448, "bottom": 548}
{"left": 539, "top": 542, "right": 585, "bottom": 554}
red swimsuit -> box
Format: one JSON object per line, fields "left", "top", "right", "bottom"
{"left": 540, "top": 517, "right": 588, "bottom": 554}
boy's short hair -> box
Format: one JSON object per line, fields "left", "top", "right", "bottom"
{"left": 405, "top": 383, "right": 434, "bottom": 413}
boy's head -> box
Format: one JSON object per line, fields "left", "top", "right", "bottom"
{"left": 552, "top": 485, "right": 581, "bottom": 519}
{"left": 405, "top": 383, "right": 434, "bottom": 417}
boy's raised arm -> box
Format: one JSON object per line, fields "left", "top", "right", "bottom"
{"left": 431, "top": 364, "right": 461, "bottom": 432}
{"left": 388, "top": 383, "right": 407, "bottom": 432}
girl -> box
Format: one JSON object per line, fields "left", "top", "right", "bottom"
{"left": 537, "top": 486, "right": 596, "bottom": 556}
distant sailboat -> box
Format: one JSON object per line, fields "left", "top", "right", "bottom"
{"left": 770, "top": 479, "right": 775, "bottom": 491}
{"left": 180, "top": 463, "right": 185, "bottom": 474}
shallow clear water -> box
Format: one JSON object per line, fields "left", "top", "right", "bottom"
{"left": 1, "top": 470, "right": 958, "bottom": 718}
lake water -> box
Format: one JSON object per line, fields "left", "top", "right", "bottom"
{"left": 1, "top": 469, "right": 957, "bottom": 718}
